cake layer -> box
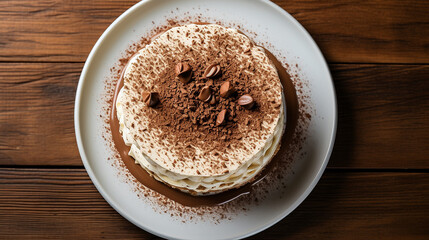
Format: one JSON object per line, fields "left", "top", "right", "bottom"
{"left": 116, "top": 24, "right": 285, "bottom": 195}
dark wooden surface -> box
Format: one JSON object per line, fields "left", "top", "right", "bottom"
{"left": 0, "top": 0, "right": 428, "bottom": 239}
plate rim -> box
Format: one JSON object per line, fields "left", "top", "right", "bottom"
{"left": 74, "top": 0, "right": 337, "bottom": 239}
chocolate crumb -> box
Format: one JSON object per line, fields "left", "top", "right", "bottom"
{"left": 216, "top": 109, "right": 227, "bottom": 126}
{"left": 210, "top": 96, "right": 217, "bottom": 105}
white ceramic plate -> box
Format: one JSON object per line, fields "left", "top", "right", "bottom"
{"left": 75, "top": 0, "right": 336, "bottom": 239}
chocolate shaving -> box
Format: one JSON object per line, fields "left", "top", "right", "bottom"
{"left": 204, "top": 64, "right": 221, "bottom": 78}
{"left": 175, "top": 62, "right": 192, "bottom": 83}
{"left": 198, "top": 86, "right": 212, "bottom": 102}
{"left": 216, "top": 109, "right": 227, "bottom": 126}
{"left": 219, "top": 81, "right": 235, "bottom": 98}
{"left": 238, "top": 94, "right": 255, "bottom": 109}
{"left": 142, "top": 92, "right": 160, "bottom": 107}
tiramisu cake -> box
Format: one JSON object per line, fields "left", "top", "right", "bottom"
{"left": 116, "top": 24, "right": 285, "bottom": 195}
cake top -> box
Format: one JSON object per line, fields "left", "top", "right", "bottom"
{"left": 118, "top": 24, "right": 283, "bottom": 176}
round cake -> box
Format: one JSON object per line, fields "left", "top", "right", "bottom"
{"left": 116, "top": 24, "right": 285, "bottom": 195}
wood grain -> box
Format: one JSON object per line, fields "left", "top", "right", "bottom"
{"left": 329, "top": 64, "right": 429, "bottom": 168}
{"left": 0, "top": 168, "right": 427, "bottom": 239}
{"left": 0, "top": 63, "right": 427, "bottom": 168}
{"left": 0, "top": 63, "right": 80, "bottom": 165}
{"left": 0, "top": 0, "right": 428, "bottom": 63}
{"left": 0, "top": 0, "right": 135, "bottom": 63}
{"left": 272, "top": 0, "right": 429, "bottom": 64}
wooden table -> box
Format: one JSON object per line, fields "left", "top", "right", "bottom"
{"left": 1, "top": 1, "right": 428, "bottom": 239}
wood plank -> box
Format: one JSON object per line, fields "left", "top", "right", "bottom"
{"left": 0, "top": 63, "right": 428, "bottom": 167}
{"left": 0, "top": 0, "right": 428, "bottom": 63}
{"left": 0, "top": 63, "right": 81, "bottom": 165}
{"left": 273, "top": 0, "right": 429, "bottom": 64}
{"left": 0, "top": 168, "right": 427, "bottom": 239}
{"left": 329, "top": 64, "right": 429, "bottom": 168}
{"left": 0, "top": 0, "right": 135, "bottom": 63}
{"left": 250, "top": 170, "right": 429, "bottom": 240}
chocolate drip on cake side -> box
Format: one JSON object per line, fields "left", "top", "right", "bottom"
{"left": 109, "top": 25, "right": 299, "bottom": 207}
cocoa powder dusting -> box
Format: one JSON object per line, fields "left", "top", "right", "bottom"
{"left": 140, "top": 52, "right": 270, "bottom": 157}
